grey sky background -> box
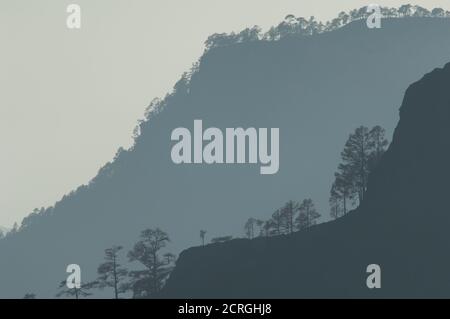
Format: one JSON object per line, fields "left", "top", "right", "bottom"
{"left": 1, "top": 0, "right": 449, "bottom": 227}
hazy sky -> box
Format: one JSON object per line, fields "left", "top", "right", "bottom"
{"left": 1, "top": 0, "right": 450, "bottom": 227}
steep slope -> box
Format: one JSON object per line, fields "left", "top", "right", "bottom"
{"left": 162, "top": 62, "right": 450, "bottom": 298}
{"left": 2, "top": 18, "right": 450, "bottom": 298}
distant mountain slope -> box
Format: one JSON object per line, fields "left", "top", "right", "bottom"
{"left": 0, "top": 226, "right": 8, "bottom": 234}
{"left": 162, "top": 62, "right": 450, "bottom": 298}
{"left": 2, "top": 17, "right": 450, "bottom": 298}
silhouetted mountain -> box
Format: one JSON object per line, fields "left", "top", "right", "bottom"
{"left": 2, "top": 17, "right": 450, "bottom": 298}
{"left": 161, "top": 62, "right": 450, "bottom": 298}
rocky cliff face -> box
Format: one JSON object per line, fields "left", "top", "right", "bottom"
{"left": 161, "top": 63, "right": 450, "bottom": 298}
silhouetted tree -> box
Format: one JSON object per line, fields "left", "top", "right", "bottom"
{"left": 23, "top": 293, "right": 36, "bottom": 299}
{"left": 398, "top": 4, "right": 413, "bottom": 17}
{"left": 432, "top": 8, "right": 445, "bottom": 17}
{"left": 296, "top": 199, "right": 320, "bottom": 230}
{"left": 413, "top": 5, "right": 430, "bottom": 17}
{"left": 330, "top": 125, "right": 389, "bottom": 215}
{"left": 280, "top": 201, "right": 299, "bottom": 234}
{"left": 200, "top": 230, "right": 207, "bottom": 246}
{"left": 296, "top": 17, "right": 309, "bottom": 32}
{"left": 381, "top": 7, "right": 396, "bottom": 18}
{"left": 128, "top": 228, "right": 173, "bottom": 298}
{"left": 94, "top": 246, "right": 128, "bottom": 299}
{"left": 270, "top": 209, "right": 283, "bottom": 235}
{"left": 274, "top": 15, "right": 297, "bottom": 38}
{"left": 262, "top": 220, "right": 274, "bottom": 237}
{"left": 338, "top": 11, "right": 350, "bottom": 25}
{"left": 255, "top": 219, "right": 264, "bottom": 236}
{"left": 205, "top": 33, "right": 238, "bottom": 50}
{"left": 357, "top": 6, "right": 369, "bottom": 20}
{"left": 368, "top": 125, "right": 389, "bottom": 171}
{"left": 0, "top": 230, "right": 4, "bottom": 240}
{"left": 340, "top": 126, "right": 372, "bottom": 203}
{"left": 237, "top": 26, "right": 261, "bottom": 42}
{"left": 263, "top": 26, "right": 280, "bottom": 41}
{"left": 144, "top": 97, "right": 164, "bottom": 121}
{"left": 56, "top": 280, "right": 94, "bottom": 299}
{"left": 329, "top": 191, "right": 341, "bottom": 220}
{"left": 330, "top": 169, "right": 354, "bottom": 216}
{"left": 349, "top": 9, "right": 360, "bottom": 21}
{"left": 389, "top": 7, "right": 400, "bottom": 17}
{"left": 244, "top": 218, "right": 257, "bottom": 239}
{"left": 10, "top": 222, "right": 18, "bottom": 235}
{"left": 20, "top": 208, "right": 46, "bottom": 230}
{"left": 330, "top": 181, "right": 348, "bottom": 219}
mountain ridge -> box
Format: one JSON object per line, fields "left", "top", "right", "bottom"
{"left": 2, "top": 17, "right": 450, "bottom": 297}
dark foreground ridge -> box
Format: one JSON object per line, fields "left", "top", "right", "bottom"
{"left": 162, "top": 62, "right": 450, "bottom": 298}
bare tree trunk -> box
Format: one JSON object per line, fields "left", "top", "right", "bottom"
{"left": 113, "top": 255, "right": 119, "bottom": 299}
{"left": 343, "top": 195, "right": 347, "bottom": 215}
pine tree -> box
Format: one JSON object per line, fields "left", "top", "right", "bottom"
{"left": 280, "top": 201, "right": 299, "bottom": 234}
{"left": 128, "top": 228, "right": 173, "bottom": 298}
{"left": 330, "top": 125, "right": 388, "bottom": 217}
{"left": 200, "top": 230, "right": 207, "bottom": 246}
{"left": 95, "top": 246, "right": 128, "bottom": 299}
{"left": 56, "top": 280, "right": 94, "bottom": 299}
{"left": 296, "top": 199, "right": 320, "bottom": 230}
{"left": 270, "top": 209, "right": 284, "bottom": 235}
{"left": 244, "top": 218, "right": 257, "bottom": 239}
